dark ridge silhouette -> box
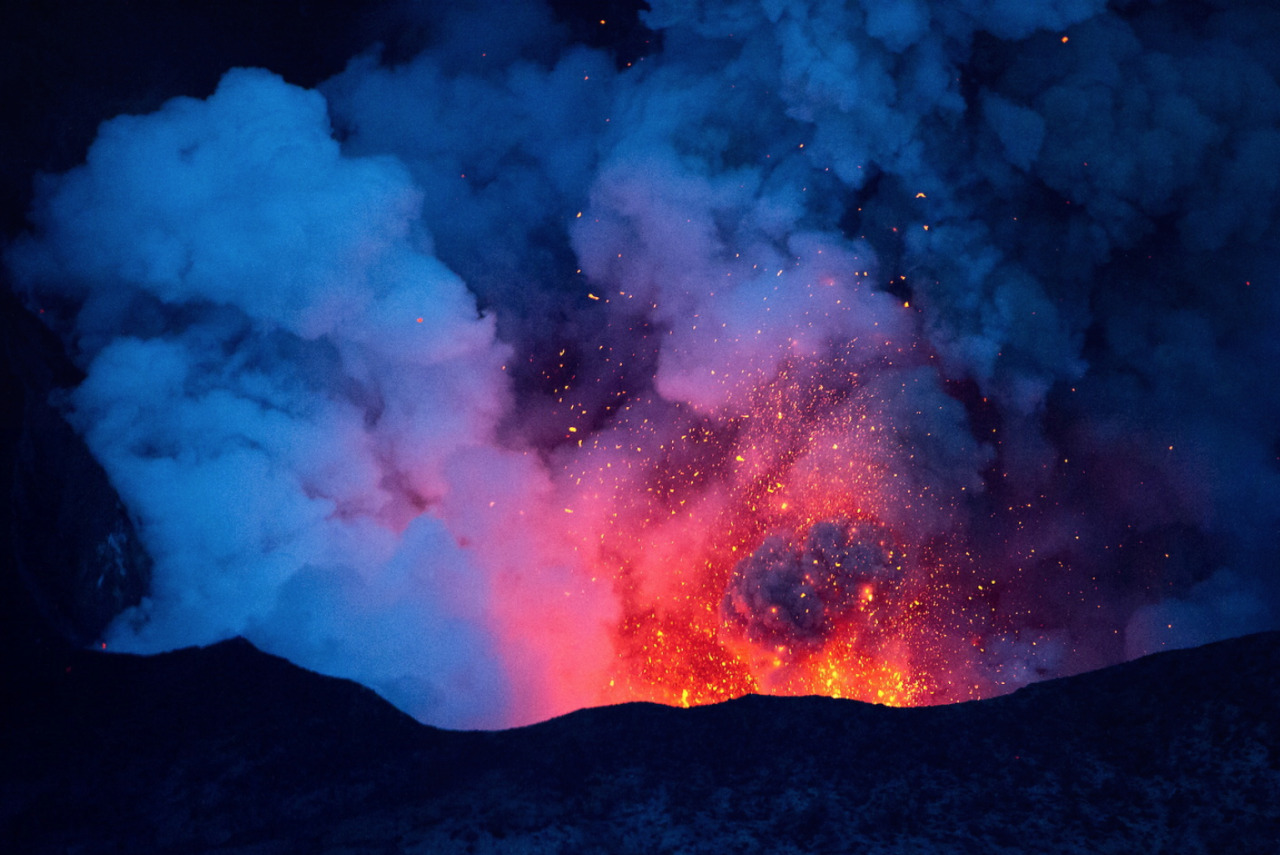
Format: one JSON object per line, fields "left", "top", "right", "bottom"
{"left": 3, "top": 631, "right": 1277, "bottom": 853}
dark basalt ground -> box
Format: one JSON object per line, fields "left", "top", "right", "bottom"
{"left": 2, "top": 631, "right": 1278, "bottom": 854}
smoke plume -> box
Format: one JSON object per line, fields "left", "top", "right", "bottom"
{"left": 8, "top": 0, "right": 1279, "bottom": 727}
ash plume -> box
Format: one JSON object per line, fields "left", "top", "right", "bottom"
{"left": 7, "top": 0, "right": 1279, "bottom": 726}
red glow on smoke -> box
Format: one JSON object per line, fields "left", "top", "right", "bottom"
{"left": 552, "top": 339, "right": 996, "bottom": 710}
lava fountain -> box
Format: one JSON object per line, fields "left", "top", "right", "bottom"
{"left": 550, "top": 280, "right": 997, "bottom": 710}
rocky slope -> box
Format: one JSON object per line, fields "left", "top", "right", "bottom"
{"left": 3, "top": 631, "right": 1277, "bottom": 853}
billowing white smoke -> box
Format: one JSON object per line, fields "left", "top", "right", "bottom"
{"left": 8, "top": 0, "right": 1280, "bottom": 726}
{"left": 7, "top": 66, "right": 614, "bottom": 728}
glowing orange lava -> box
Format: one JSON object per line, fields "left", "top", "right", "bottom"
{"left": 559, "top": 344, "right": 994, "bottom": 709}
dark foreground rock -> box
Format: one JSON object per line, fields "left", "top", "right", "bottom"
{"left": 2, "top": 632, "right": 1278, "bottom": 854}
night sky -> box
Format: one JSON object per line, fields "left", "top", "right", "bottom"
{"left": 5, "top": 0, "right": 1278, "bottom": 729}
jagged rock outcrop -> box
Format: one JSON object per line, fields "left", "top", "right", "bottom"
{"left": 0, "top": 285, "right": 151, "bottom": 656}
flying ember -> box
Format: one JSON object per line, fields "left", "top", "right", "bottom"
{"left": 13, "top": 0, "right": 1275, "bottom": 732}
{"left": 556, "top": 331, "right": 993, "bottom": 709}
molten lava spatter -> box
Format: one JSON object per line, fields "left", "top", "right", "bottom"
{"left": 558, "top": 339, "right": 995, "bottom": 710}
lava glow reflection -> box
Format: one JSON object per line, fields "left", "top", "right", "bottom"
{"left": 557, "top": 338, "right": 995, "bottom": 710}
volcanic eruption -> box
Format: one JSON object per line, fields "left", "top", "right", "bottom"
{"left": 6, "top": 0, "right": 1278, "bottom": 728}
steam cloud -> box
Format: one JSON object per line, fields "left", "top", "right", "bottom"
{"left": 7, "top": 0, "right": 1279, "bottom": 727}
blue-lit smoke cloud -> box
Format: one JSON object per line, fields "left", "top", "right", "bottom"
{"left": 8, "top": 0, "right": 1279, "bottom": 726}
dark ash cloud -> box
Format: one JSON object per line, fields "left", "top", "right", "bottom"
{"left": 7, "top": 0, "right": 1278, "bottom": 726}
